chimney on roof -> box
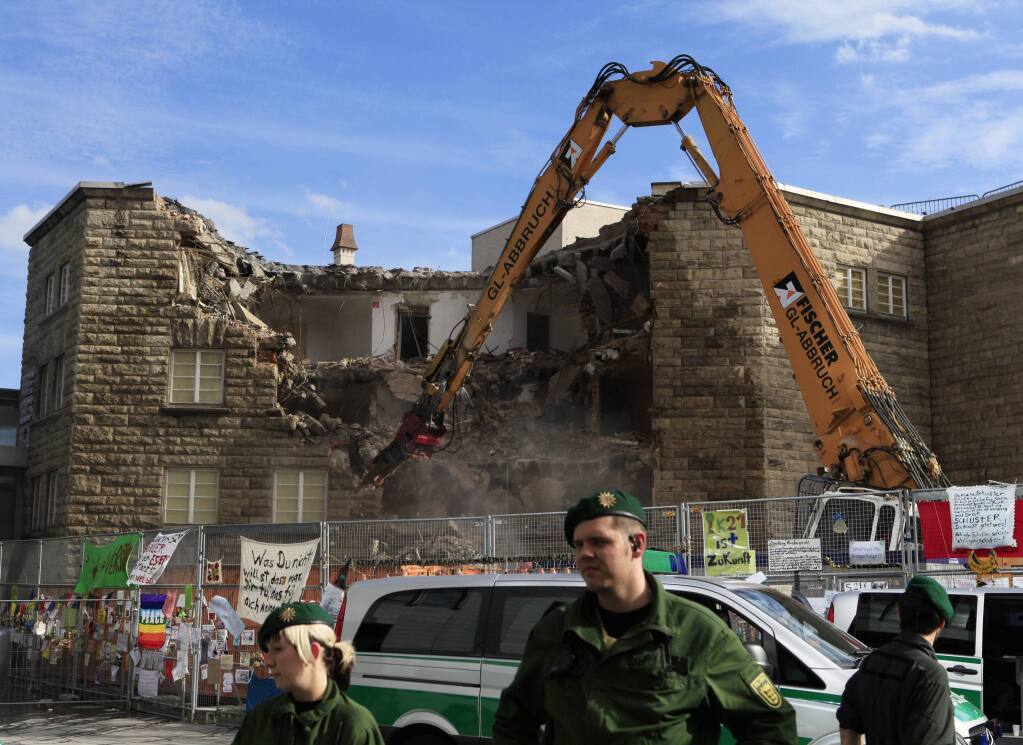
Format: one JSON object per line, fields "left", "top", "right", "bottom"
{"left": 331, "top": 223, "right": 358, "bottom": 266}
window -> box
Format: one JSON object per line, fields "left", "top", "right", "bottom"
{"left": 849, "top": 593, "right": 977, "bottom": 656}
{"left": 46, "top": 471, "right": 61, "bottom": 527}
{"left": 169, "top": 349, "right": 225, "bottom": 405}
{"left": 164, "top": 468, "right": 219, "bottom": 524}
{"left": 353, "top": 588, "right": 486, "bottom": 656}
{"left": 397, "top": 307, "right": 430, "bottom": 361}
{"left": 273, "top": 470, "right": 327, "bottom": 523}
{"left": 36, "top": 363, "right": 49, "bottom": 417}
{"left": 59, "top": 262, "right": 71, "bottom": 306}
{"left": 29, "top": 476, "right": 44, "bottom": 530}
{"left": 526, "top": 313, "right": 550, "bottom": 352}
{"left": 833, "top": 266, "right": 866, "bottom": 311}
{"left": 485, "top": 587, "right": 585, "bottom": 659}
{"left": 876, "top": 272, "right": 907, "bottom": 318}
{"left": 50, "top": 355, "right": 64, "bottom": 410}
{"left": 44, "top": 273, "right": 56, "bottom": 315}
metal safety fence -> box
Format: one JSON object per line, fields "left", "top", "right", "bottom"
{"left": 4, "top": 486, "right": 1011, "bottom": 721}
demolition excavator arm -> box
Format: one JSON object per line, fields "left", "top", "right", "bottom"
{"left": 365, "top": 55, "right": 947, "bottom": 492}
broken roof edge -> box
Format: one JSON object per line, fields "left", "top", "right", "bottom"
{"left": 24, "top": 181, "right": 155, "bottom": 246}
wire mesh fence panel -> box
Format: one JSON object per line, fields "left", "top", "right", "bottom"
{"left": 644, "top": 506, "right": 682, "bottom": 553}
{"left": 0, "top": 540, "right": 41, "bottom": 592}
{"left": 130, "top": 528, "right": 203, "bottom": 718}
{"left": 685, "top": 493, "right": 911, "bottom": 595}
{"left": 492, "top": 512, "right": 571, "bottom": 571}
{"left": 38, "top": 536, "right": 84, "bottom": 588}
{"left": 327, "top": 517, "right": 489, "bottom": 582}
{"left": 194, "top": 523, "right": 323, "bottom": 715}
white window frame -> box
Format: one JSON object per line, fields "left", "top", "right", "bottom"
{"left": 44, "top": 273, "right": 56, "bottom": 315}
{"left": 51, "top": 354, "right": 64, "bottom": 410}
{"left": 59, "top": 262, "right": 71, "bottom": 306}
{"left": 163, "top": 468, "right": 219, "bottom": 524}
{"left": 36, "top": 363, "right": 49, "bottom": 418}
{"left": 273, "top": 470, "right": 328, "bottom": 523}
{"left": 876, "top": 272, "right": 907, "bottom": 318}
{"left": 46, "top": 471, "right": 60, "bottom": 527}
{"left": 834, "top": 265, "right": 866, "bottom": 312}
{"left": 169, "top": 349, "right": 225, "bottom": 405}
{"left": 30, "top": 476, "right": 44, "bottom": 530}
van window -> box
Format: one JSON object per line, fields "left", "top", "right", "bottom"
{"left": 848, "top": 593, "right": 977, "bottom": 656}
{"left": 672, "top": 590, "right": 825, "bottom": 688}
{"left": 485, "top": 586, "right": 585, "bottom": 659}
{"left": 354, "top": 588, "right": 486, "bottom": 656}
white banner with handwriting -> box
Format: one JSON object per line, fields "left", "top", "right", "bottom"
{"left": 949, "top": 484, "right": 1017, "bottom": 550}
{"left": 236, "top": 538, "right": 320, "bottom": 624}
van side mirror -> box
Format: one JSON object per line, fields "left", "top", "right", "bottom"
{"left": 744, "top": 642, "right": 776, "bottom": 679}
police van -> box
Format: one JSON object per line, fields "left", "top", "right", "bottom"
{"left": 338, "top": 573, "right": 991, "bottom": 745}
{"left": 830, "top": 585, "right": 1023, "bottom": 732}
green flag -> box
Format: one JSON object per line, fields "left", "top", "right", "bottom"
{"left": 74, "top": 534, "right": 140, "bottom": 594}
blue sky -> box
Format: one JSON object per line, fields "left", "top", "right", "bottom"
{"left": 1, "top": 1, "right": 1022, "bottom": 387}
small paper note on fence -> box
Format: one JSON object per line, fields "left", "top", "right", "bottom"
{"left": 137, "top": 669, "right": 159, "bottom": 698}
{"left": 949, "top": 484, "right": 1017, "bottom": 550}
{"left": 128, "top": 531, "right": 189, "bottom": 586}
{"left": 849, "top": 540, "right": 886, "bottom": 565}
{"left": 236, "top": 537, "right": 320, "bottom": 624}
{"left": 767, "top": 539, "right": 822, "bottom": 572}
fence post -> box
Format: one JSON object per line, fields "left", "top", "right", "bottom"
{"left": 320, "top": 520, "right": 329, "bottom": 596}
{"left": 189, "top": 526, "right": 205, "bottom": 722}
{"left": 36, "top": 539, "right": 43, "bottom": 600}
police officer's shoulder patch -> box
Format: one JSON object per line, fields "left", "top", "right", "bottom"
{"left": 750, "top": 671, "right": 782, "bottom": 709}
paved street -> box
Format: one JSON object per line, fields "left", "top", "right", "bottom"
{"left": 0, "top": 707, "right": 235, "bottom": 744}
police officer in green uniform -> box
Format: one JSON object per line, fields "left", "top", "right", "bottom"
{"left": 493, "top": 489, "right": 798, "bottom": 745}
{"left": 232, "top": 602, "right": 384, "bottom": 745}
{"left": 837, "top": 575, "right": 956, "bottom": 745}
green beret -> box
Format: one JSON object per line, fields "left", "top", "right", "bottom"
{"left": 564, "top": 489, "right": 647, "bottom": 546}
{"left": 258, "top": 602, "right": 336, "bottom": 651}
{"left": 906, "top": 575, "right": 954, "bottom": 622}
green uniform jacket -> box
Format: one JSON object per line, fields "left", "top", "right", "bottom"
{"left": 837, "top": 632, "right": 955, "bottom": 745}
{"left": 232, "top": 679, "right": 385, "bottom": 745}
{"left": 492, "top": 573, "right": 798, "bottom": 745}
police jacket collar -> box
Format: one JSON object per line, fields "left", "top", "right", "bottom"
{"left": 264, "top": 678, "right": 342, "bottom": 726}
{"left": 563, "top": 571, "right": 673, "bottom": 651}
{"left": 892, "top": 632, "right": 938, "bottom": 658}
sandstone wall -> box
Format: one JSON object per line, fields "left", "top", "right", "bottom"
{"left": 924, "top": 191, "right": 1023, "bottom": 483}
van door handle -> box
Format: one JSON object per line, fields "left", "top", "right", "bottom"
{"left": 946, "top": 665, "right": 978, "bottom": 675}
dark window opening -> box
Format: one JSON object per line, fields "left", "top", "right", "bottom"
{"left": 597, "top": 363, "right": 651, "bottom": 435}
{"left": 526, "top": 313, "right": 550, "bottom": 352}
{"left": 398, "top": 308, "right": 430, "bottom": 361}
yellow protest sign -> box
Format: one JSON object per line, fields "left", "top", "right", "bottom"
{"left": 703, "top": 509, "right": 755, "bottom": 576}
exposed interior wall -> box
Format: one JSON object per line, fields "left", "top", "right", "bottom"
{"left": 924, "top": 191, "right": 1023, "bottom": 483}
{"left": 470, "top": 202, "right": 628, "bottom": 272}
{"left": 508, "top": 286, "right": 580, "bottom": 352}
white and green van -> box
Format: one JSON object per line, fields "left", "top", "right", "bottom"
{"left": 831, "top": 586, "right": 1023, "bottom": 730}
{"left": 339, "top": 574, "right": 990, "bottom": 745}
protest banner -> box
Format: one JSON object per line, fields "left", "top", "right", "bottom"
{"left": 236, "top": 537, "right": 320, "bottom": 623}
{"left": 703, "top": 509, "right": 754, "bottom": 577}
{"left": 74, "top": 534, "right": 140, "bottom": 594}
{"left": 128, "top": 530, "right": 189, "bottom": 585}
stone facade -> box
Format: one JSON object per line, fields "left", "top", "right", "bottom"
{"left": 648, "top": 187, "right": 931, "bottom": 503}
{"left": 16, "top": 180, "right": 1023, "bottom": 537}
{"left": 21, "top": 185, "right": 379, "bottom": 536}
{"left": 924, "top": 190, "right": 1023, "bottom": 483}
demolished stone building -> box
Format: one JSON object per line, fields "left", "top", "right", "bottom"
{"left": 15, "top": 179, "right": 1023, "bottom": 537}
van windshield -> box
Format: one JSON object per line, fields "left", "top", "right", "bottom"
{"left": 736, "top": 587, "right": 870, "bottom": 667}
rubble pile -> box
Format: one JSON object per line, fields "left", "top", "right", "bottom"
{"left": 160, "top": 193, "right": 658, "bottom": 514}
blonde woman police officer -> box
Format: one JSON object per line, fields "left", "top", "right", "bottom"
{"left": 232, "top": 602, "right": 384, "bottom": 745}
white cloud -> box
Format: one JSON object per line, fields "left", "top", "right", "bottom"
{"left": 305, "top": 191, "right": 353, "bottom": 216}
{"left": 856, "top": 70, "right": 1023, "bottom": 172}
{"left": 179, "top": 195, "right": 281, "bottom": 248}
{"left": 668, "top": 0, "right": 983, "bottom": 63}
{"left": 0, "top": 204, "right": 49, "bottom": 252}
